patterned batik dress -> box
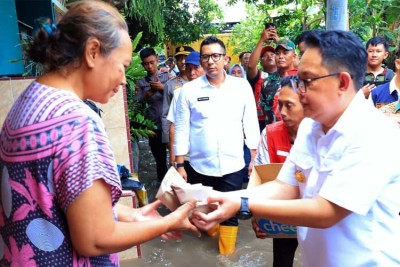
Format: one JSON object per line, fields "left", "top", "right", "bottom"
{"left": 0, "top": 81, "right": 122, "bottom": 266}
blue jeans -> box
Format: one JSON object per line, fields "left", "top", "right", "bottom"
{"left": 185, "top": 162, "right": 244, "bottom": 226}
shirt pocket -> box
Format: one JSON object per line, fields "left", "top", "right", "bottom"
{"left": 191, "top": 98, "right": 213, "bottom": 119}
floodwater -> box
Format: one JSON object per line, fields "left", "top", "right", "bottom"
{"left": 121, "top": 140, "right": 303, "bottom": 267}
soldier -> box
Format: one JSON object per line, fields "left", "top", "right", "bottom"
{"left": 162, "top": 46, "right": 194, "bottom": 145}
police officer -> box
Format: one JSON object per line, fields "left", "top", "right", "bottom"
{"left": 161, "top": 45, "right": 194, "bottom": 145}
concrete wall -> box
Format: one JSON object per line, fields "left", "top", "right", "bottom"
{"left": 0, "top": 77, "right": 133, "bottom": 171}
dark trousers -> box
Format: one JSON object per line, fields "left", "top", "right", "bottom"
{"left": 273, "top": 238, "right": 298, "bottom": 267}
{"left": 185, "top": 162, "right": 244, "bottom": 226}
{"left": 148, "top": 129, "right": 167, "bottom": 181}
{"left": 258, "top": 119, "right": 266, "bottom": 133}
{"left": 243, "top": 144, "right": 251, "bottom": 183}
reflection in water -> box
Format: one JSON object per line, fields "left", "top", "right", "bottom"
{"left": 121, "top": 140, "right": 302, "bottom": 267}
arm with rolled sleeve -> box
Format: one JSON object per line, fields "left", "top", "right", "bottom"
{"left": 254, "top": 128, "right": 270, "bottom": 166}
{"left": 243, "top": 81, "right": 261, "bottom": 147}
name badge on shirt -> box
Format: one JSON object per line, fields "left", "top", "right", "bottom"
{"left": 197, "top": 97, "right": 209, "bottom": 101}
{"left": 261, "top": 71, "right": 269, "bottom": 79}
{"left": 277, "top": 150, "right": 290, "bottom": 157}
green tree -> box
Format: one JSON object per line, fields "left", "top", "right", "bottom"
{"left": 228, "top": 0, "right": 399, "bottom": 56}
{"left": 125, "top": 32, "right": 157, "bottom": 141}
{"left": 163, "top": 0, "right": 223, "bottom": 45}
{"left": 123, "top": 0, "right": 223, "bottom": 47}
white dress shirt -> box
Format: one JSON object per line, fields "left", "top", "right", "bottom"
{"left": 174, "top": 74, "right": 259, "bottom": 176}
{"left": 278, "top": 91, "right": 400, "bottom": 266}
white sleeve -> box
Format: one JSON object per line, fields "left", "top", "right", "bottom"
{"left": 254, "top": 128, "right": 270, "bottom": 165}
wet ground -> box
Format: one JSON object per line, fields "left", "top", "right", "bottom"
{"left": 121, "top": 140, "right": 303, "bottom": 267}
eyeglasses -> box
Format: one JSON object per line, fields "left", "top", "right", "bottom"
{"left": 200, "top": 53, "right": 225, "bottom": 63}
{"left": 293, "top": 73, "right": 340, "bottom": 93}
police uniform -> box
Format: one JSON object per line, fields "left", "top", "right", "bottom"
{"left": 136, "top": 70, "right": 170, "bottom": 181}
{"left": 161, "top": 45, "right": 194, "bottom": 143}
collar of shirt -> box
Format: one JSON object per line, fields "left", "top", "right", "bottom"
{"left": 395, "top": 101, "right": 400, "bottom": 113}
{"left": 389, "top": 74, "right": 399, "bottom": 94}
{"left": 311, "top": 90, "right": 369, "bottom": 137}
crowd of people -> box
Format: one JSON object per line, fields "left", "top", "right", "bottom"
{"left": 0, "top": 1, "right": 399, "bottom": 266}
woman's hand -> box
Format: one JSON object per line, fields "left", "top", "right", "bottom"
{"left": 165, "top": 200, "right": 201, "bottom": 238}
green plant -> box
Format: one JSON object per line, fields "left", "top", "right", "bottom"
{"left": 9, "top": 35, "right": 44, "bottom": 77}
{"left": 125, "top": 32, "right": 157, "bottom": 142}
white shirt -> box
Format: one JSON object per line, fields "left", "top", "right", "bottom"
{"left": 254, "top": 127, "right": 270, "bottom": 165}
{"left": 166, "top": 88, "right": 180, "bottom": 124}
{"left": 278, "top": 91, "right": 400, "bottom": 267}
{"left": 174, "top": 74, "right": 259, "bottom": 176}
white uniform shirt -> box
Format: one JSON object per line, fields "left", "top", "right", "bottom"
{"left": 174, "top": 74, "right": 259, "bottom": 176}
{"left": 254, "top": 127, "right": 270, "bottom": 165}
{"left": 278, "top": 91, "right": 400, "bottom": 266}
{"left": 166, "top": 88, "right": 180, "bottom": 124}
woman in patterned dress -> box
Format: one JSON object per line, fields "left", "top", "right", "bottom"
{"left": 0, "top": 1, "right": 199, "bottom": 266}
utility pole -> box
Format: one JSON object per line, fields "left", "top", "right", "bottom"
{"left": 326, "top": 0, "right": 348, "bottom": 31}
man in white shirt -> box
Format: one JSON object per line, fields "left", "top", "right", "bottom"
{"left": 173, "top": 36, "right": 259, "bottom": 255}
{"left": 193, "top": 30, "right": 400, "bottom": 267}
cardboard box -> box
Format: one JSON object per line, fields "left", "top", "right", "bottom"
{"left": 247, "top": 163, "right": 297, "bottom": 238}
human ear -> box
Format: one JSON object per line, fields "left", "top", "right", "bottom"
{"left": 383, "top": 51, "right": 389, "bottom": 59}
{"left": 85, "top": 38, "right": 101, "bottom": 68}
{"left": 338, "top": 72, "right": 351, "bottom": 92}
{"left": 395, "top": 59, "right": 400, "bottom": 72}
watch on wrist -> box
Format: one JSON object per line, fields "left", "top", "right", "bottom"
{"left": 237, "top": 197, "right": 252, "bottom": 220}
{"left": 174, "top": 162, "right": 185, "bottom": 169}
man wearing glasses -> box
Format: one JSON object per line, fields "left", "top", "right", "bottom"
{"left": 192, "top": 30, "right": 400, "bottom": 267}
{"left": 173, "top": 36, "right": 259, "bottom": 255}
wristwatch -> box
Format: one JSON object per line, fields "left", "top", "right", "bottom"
{"left": 237, "top": 197, "right": 252, "bottom": 220}
{"left": 174, "top": 162, "right": 185, "bottom": 169}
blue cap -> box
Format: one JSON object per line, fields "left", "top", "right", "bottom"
{"left": 185, "top": 51, "right": 200, "bottom": 66}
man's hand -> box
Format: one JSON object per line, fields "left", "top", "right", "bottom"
{"left": 191, "top": 194, "right": 241, "bottom": 231}
{"left": 264, "top": 28, "right": 279, "bottom": 43}
{"left": 362, "top": 83, "right": 376, "bottom": 98}
{"left": 176, "top": 166, "right": 187, "bottom": 181}
{"left": 149, "top": 78, "right": 164, "bottom": 91}
{"left": 251, "top": 217, "right": 268, "bottom": 239}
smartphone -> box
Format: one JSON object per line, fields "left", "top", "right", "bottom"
{"left": 264, "top": 22, "right": 276, "bottom": 41}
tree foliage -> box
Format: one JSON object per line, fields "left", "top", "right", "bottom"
{"left": 228, "top": 0, "right": 399, "bottom": 57}
{"left": 123, "top": 0, "right": 222, "bottom": 47}
{"left": 163, "top": 0, "right": 223, "bottom": 45}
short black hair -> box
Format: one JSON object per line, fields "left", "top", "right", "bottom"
{"left": 366, "top": 36, "right": 389, "bottom": 52}
{"left": 239, "top": 51, "right": 251, "bottom": 59}
{"left": 200, "top": 36, "right": 226, "bottom": 54}
{"left": 139, "top": 47, "right": 156, "bottom": 60}
{"left": 280, "top": 76, "right": 296, "bottom": 89}
{"left": 295, "top": 30, "right": 314, "bottom": 46}
{"left": 304, "top": 30, "right": 367, "bottom": 90}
